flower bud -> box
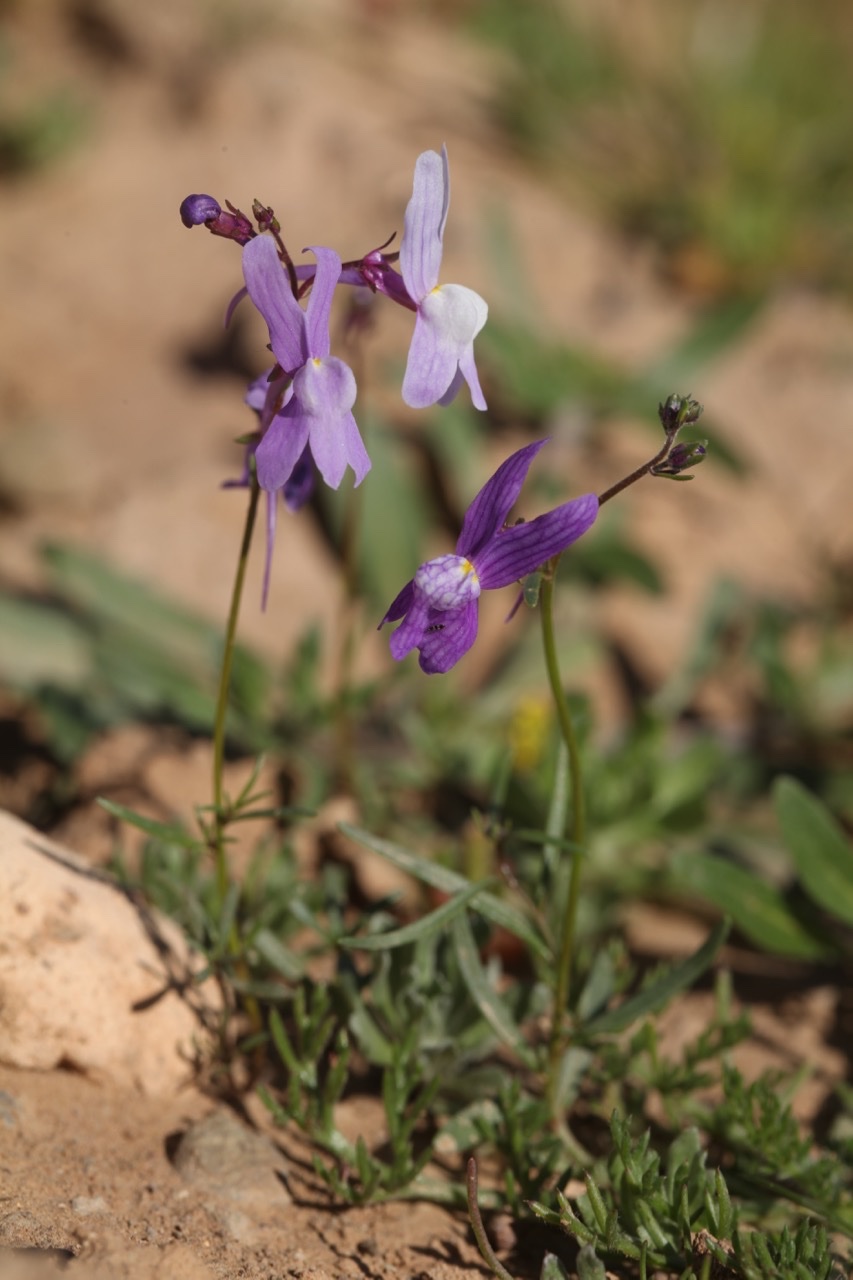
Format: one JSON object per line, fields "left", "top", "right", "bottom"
{"left": 652, "top": 439, "right": 708, "bottom": 480}
{"left": 180, "top": 193, "right": 221, "bottom": 227}
{"left": 179, "top": 194, "right": 253, "bottom": 244}
{"left": 658, "top": 393, "right": 703, "bottom": 433}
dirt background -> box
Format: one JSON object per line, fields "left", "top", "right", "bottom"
{"left": 1, "top": 1, "right": 852, "bottom": 1277}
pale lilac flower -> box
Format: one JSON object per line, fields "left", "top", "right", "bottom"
{"left": 400, "top": 146, "right": 489, "bottom": 411}
{"left": 380, "top": 441, "right": 598, "bottom": 673}
{"left": 241, "top": 235, "right": 370, "bottom": 496}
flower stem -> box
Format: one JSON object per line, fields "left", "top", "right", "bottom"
{"left": 597, "top": 428, "right": 678, "bottom": 507}
{"left": 539, "top": 562, "right": 586, "bottom": 1107}
{"left": 211, "top": 472, "right": 261, "bottom": 913}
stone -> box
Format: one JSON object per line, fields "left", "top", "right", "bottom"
{"left": 0, "top": 810, "right": 217, "bottom": 1095}
{"left": 170, "top": 1109, "right": 292, "bottom": 1211}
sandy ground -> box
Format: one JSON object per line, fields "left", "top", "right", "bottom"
{"left": 1, "top": 2, "right": 852, "bottom": 1277}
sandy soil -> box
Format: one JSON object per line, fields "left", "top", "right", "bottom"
{"left": 1, "top": 2, "right": 852, "bottom": 1277}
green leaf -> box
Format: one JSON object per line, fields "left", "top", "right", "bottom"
{"left": 583, "top": 918, "right": 730, "bottom": 1035}
{"left": 253, "top": 927, "right": 304, "bottom": 981}
{"left": 774, "top": 776, "right": 853, "bottom": 928}
{"left": 339, "top": 824, "right": 552, "bottom": 963}
{"left": 97, "top": 798, "right": 201, "bottom": 851}
{"left": 670, "top": 849, "right": 833, "bottom": 960}
{"left": 338, "top": 877, "right": 494, "bottom": 952}
{"left": 450, "top": 911, "right": 536, "bottom": 1065}
{"left": 541, "top": 1252, "right": 574, "bottom": 1280}
{"left": 0, "top": 595, "right": 91, "bottom": 687}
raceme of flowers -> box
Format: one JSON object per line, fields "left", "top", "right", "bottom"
{"left": 181, "top": 148, "right": 599, "bottom": 667}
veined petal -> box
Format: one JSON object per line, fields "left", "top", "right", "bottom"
{"left": 400, "top": 147, "right": 449, "bottom": 302}
{"left": 416, "top": 599, "right": 479, "bottom": 674}
{"left": 242, "top": 236, "right": 306, "bottom": 373}
{"left": 255, "top": 404, "right": 310, "bottom": 492}
{"left": 457, "top": 440, "right": 549, "bottom": 559}
{"left": 476, "top": 494, "right": 600, "bottom": 589}
{"left": 302, "top": 245, "right": 342, "bottom": 359}
{"left": 380, "top": 579, "right": 415, "bottom": 627}
{"left": 388, "top": 589, "right": 432, "bottom": 662}
{"left": 402, "top": 311, "right": 458, "bottom": 409}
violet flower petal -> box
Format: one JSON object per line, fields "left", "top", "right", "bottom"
{"left": 476, "top": 494, "right": 600, "bottom": 590}
{"left": 388, "top": 590, "right": 432, "bottom": 662}
{"left": 242, "top": 235, "right": 305, "bottom": 373}
{"left": 303, "top": 245, "right": 342, "bottom": 358}
{"left": 416, "top": 599, "right": 479, "bottom": 674}
{"left": 401, "top": 147, "right": 449, "bottom": 302}
{"left": 380, "top": 580, "right": 415, "bottom": 627}
{"left": 289, "top": 356, "right": 369, "bottom": 489}
{"left": 255, "top": 405, "right": 311, "bottom": 492}
{"left": 457, "top": 440, "right": 548, "bottom": 560}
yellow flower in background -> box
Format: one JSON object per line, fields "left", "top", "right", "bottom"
{"left": 509, "top": 696, "right": 551, "bottom": 775}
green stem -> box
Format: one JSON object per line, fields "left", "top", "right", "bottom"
{"left": 211, "top": 473, "right": 261, "bottom": 911}
{"left": 539, "top": 563, "right": 586, "bottom": 1104}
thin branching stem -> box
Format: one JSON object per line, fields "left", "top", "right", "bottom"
{"left": 539, "top": 563, "right": 586, "bottom": 1110}
{"left": 597, "top": 426, "right": 678, "bottom": 507}
{"left": 211, "top": 471, "right": 261, "bottom": 915}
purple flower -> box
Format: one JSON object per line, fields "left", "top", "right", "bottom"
{"left": 400, "top": 146, "right": 489, "bottom": 411}
{"left": 223, "top": 369, "right": 318, "bottom": 607}
{"left": 241, "top": 235, "right": 371, "bottom": 495}
{"left": 380, "top": 440, "right": 598, "bottom": 673}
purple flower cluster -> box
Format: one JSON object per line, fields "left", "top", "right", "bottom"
{"left": 181, "top": 148, "right": 599, "bottom": 667}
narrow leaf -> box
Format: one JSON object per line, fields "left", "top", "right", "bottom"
{"left": 339, "top": 877, "right": 493, "bottom": 951}
{"left": 774, "top": 776, "right": 853, "bottom": 928}
{"left": 97, "top": 798, "right": 200, "bottom": 850}
{"left": 584, "top": 918, "right": 729, "bottom": 1035}
{"left": 339, "top": 824, "right": 551, "bottom": 962}
{"left": 671, "top": 849, "right": 833, "bottom": 960}
{"left": 451, "top": 911, "right": 535, "bottom": 1065}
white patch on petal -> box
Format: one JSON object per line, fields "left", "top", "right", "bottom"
{"left": 421, "top": 285, "right": 488, "bottom": 349}
{"left": 415, "top": 554, "right": 481, "bottom": 609}
{"left": 293, "top": 356, "right": 356, "bottom": 417}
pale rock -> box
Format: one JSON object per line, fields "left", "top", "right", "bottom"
{"left": 0, "top": 810, "right": 216, "bottom": 1095}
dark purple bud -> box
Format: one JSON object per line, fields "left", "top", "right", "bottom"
{"left": 658, "top": 393, "right": 703, "bottom": 433}
{"left": 180, "top": 193, "right": 221, "bottom": 227}
{"left": 652, "top": 439, "right": 708, "bottom": 479}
